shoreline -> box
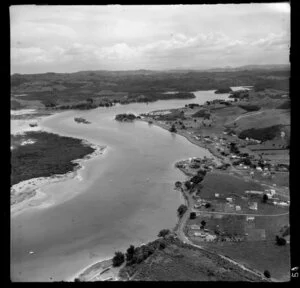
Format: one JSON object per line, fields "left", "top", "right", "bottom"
{"left": 11, "top": 142, "right": 106, "bottom": 217}
{"left": 141, "top": 118, "right": 224, "bottom": 165}
{"left": 69, "top": 117, "right": 222, "bottom": 282}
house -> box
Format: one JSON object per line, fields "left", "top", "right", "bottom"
{"left": 226, "top": 197, "right": 233, "bottom": 203}
{"left": 194, "top": 232, "right": 206, "bottom": 237}
{"left": 245, "top": 190, "right": 264, "bottom": 195}
{"left": 235, "top": 205, "right": 241, "bottom": 211}
{"left": 205, "top": 234, "right": 217, "bottom": 242}
{"left": 246, "top": 216, "right": 255, "bottom": 221}
{"left": 190, "top": 225, "right": 201, "bottom": 230}
{"left": 276, "top": 202, "right": 289, "bottom": 207}
{"left": 256, "top": 167, "right": 263, "bottom": 171}
{"left": 249, "top": 202, "right": 258, "bottom": 210}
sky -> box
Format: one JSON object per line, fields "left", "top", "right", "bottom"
{"left": 10, "top": 4, "right": 290, "bottom": 74}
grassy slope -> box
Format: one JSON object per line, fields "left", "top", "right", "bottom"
{"left": 120, "top": 237, "right": 264, "bottom": 281}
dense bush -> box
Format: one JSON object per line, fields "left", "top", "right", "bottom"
{"left": 11, "top": 132, "right": 95, "bottom": 186}
{"left": 275, "top": 235, "right": 287, "bottom": 246}
{"left": 190, "top": 175, "right": 204, "bottom": 184}
{"left": 169, "top": 124, "right": 177, "bottom": 133}
{"left": 158, "top": 229, "right": 171, "bottom": 238}
{"left": 276, "top": 100, "right": 290, "bottom": 109}
{"left": 238, "top": 125, "right": 282, "bottom": 142}
{"left": 112, "top": 251, "right": 125, "bottom": 267}
{"left": 238, "top": 104, "right": 261, "bottom": 112}
{"left": 177, "top": 204, "right": 188, "bottom": 218}
{"left": 215, "top": 87, "right": 232, "bottom": 94}
{"left": 115, "top": 113, "right": 137, "bottom": 121}
{"left": 192, "top": 109, "right": 210, "bottom": 118}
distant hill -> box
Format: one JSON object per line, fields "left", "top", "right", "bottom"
{"left": 206, "top": 64, "right": 290, "bottom": 72}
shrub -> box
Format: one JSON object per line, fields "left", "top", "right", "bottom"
{"left": 262, "top": 194, "right": 269, "bottom": 203}
{"left": 175, "top": 181, "right": 182, "bottom": 188}
{"left": 201, "top": 220, "right": 206, "bottom": 228}
{"left": 177, "top": 204, "right": 188, "bottom": 218}
{"left": 112, "top": 251, "right": 125, "bottom": 267}
{"left": 158, "top": 229, "right": 171, "bottom": 238}
{"left": 190, "top": 175, "right": 204, "bottom": 184}
{"left": 205, "top": 203, "right": 211, "bottom": 208}
{"left": 275, "top": 235, "right": 287, "bottom": 246}
{"left": 184, "top": 181, "right": 192, "bottom": 190}
{"left": 169, "top": 124, "right": 177, "bottom": 133}
{"left": 238, "top": 104, "right": 261, "bottom": 112}
{"left": 125, "top": 245, "right": 135, "bottom": 262}
{"left": 264, "top": 270, "right": 271, "bottom": 278}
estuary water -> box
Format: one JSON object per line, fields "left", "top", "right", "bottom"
{"left": 11, "top": 89, "right": 232, "bottom": 282}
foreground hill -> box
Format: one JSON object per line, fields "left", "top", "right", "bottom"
{"left": 118, "top": 235, "right": 266, "bottom": 281}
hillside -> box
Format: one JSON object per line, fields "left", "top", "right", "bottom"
{"left": 11, "top": 67, "right": 289, "bottom": 109}
{"left": 118, "top": 235, "right": 266, "bottom": 281}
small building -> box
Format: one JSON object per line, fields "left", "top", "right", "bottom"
{"left": 190, "top": 225, "right": 201, "bottom": 230}
{"left": 205, "top": 234, "right": 217, "bottom": 242}
{"left": 194, "top": 232, "right": 206, "bottom": 237}
{"left": 235, "top": 205, "right": 241, "bottom": 211}
{"left": 215, "top": 193, "right": 220, "bottom": 198}
{"left": 276, "top": 202, "right": 289, "bottom": 207}
{"left": 226, "top": 197, "right": 233, "bottom": 203}
{"left": 256, "top": 167, "right": 263, "bottom": 171}
{"left": 246, "top": 216, "right": 255, "bottom": 221}
{"left": 249, "top": 202, "right": 258, "bottom": 210}
{"left": 245, "top": 190, "right": 264, "bottom": 195}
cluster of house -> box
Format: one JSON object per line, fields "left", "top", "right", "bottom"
{"left": 176, "top": 156, "right": 217, "bottom": 174}
{"left": 194, "top": 198, "right": 209, "bottom": 209}
{"left": 189, "top": 225, "right": 217, "bottom": 242}
{"left": 245, "top": 189, "right": 289, "bottom": 207}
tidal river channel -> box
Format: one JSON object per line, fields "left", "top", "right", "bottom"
{"left": 11, "top": 90, "right": 232, "bottom": 282}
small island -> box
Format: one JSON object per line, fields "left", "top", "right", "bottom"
{"left": 74, "top": 117, "right": 91, "bottom": 124}
{"left": 214, "top": 87, "right": 233, "bottom": 94}
{"left": 115, "top": 113, "right": 137, "bottom": 122}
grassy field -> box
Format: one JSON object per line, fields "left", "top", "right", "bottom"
{"left": 198, "top": 171, "right": 263, "bottom": 198}
{"left": 199, "top": 240, "right": 290, "bottom": 281}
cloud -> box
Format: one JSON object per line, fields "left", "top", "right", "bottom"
{"left": 10, "top": 4, "right": 290, "bottom": 73}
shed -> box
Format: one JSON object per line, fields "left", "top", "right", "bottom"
{"left": 235, "top": 205, "right": 241, "bottom": 211}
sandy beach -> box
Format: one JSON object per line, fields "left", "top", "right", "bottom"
{"left": 67, "top": 257, "right": 121, "bottom": 282}
{"left": 11, "top": 140, "right": 106, "bottom": 217}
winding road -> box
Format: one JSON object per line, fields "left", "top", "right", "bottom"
{"left": 174, "top": 186, "right": 285, "bottom": 282}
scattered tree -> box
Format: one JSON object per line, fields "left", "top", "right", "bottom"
{"left": 169, "top": 124, "right": 177, "bottom": 133}
{"left": 112, "top": 251, "right": 125, "bottom": 267}
{"left": 125, "top": 245, "right": 135, "bottom": 262}
{"left": 205, "top": 203, "right": 211, "bottom": 208}
{"left": 200, "top": 220, "right": 206, "bottom": 229}
{"left": 74, "top": 278, "right": 81, "bottom": 282}
{"left": 175, "top": 181, "right": 182, "bottom": 189}
{"left": 190, "top": 212, "right": 196, "bottom": 219}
